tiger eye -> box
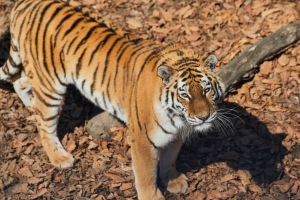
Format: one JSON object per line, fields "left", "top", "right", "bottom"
{"left": 204, "top": 88, "right": 210, "bottom": 94}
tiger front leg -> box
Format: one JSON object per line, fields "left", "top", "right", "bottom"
{"left": 31, "top": 84, "right": 74, "bottom": 168}
{"left": 130, "top": 128, "right": 165, "bottom": 200}
{"left": 158, "top": 138, "right": 188, "bottom": 194}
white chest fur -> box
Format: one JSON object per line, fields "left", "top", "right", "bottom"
{"left": 150, "top": 104, "right": 186, "bottom": 147}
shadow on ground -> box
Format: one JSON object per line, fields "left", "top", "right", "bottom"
{"left": 177, "top": 102, "right": 287, "bottom": 186}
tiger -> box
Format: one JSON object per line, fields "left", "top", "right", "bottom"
{"left": 0, "top": 0, "right": 225, "bottom": 199}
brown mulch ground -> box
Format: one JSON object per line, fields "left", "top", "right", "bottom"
{"left": 0, "top": 0, "right": 300, "bottom": 199}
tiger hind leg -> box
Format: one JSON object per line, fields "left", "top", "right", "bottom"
{"left": 0, "top": 36, "right": 34, "bottom": 107}
{"left": 31, "top": 81, "right": 74, "bottom": 168}
{"left": 0, "top": 37, "right": 22, "bottom": 81}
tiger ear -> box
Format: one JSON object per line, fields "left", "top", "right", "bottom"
{"left": 204, "top": 54, "right": 218, "bottom": 72}
{"left": 157, "top": 65, "right": 174, "bottom": 85}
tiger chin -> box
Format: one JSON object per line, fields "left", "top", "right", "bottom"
{"left": 0, "top": 0, "right": 225, "bottom": 199}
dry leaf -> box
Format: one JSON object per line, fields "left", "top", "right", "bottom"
{"left": 79, "top": 135, "right": 89, "bottom": 146}
{"left": 24, "top": 144, "right": 35, "bottom": 155}
{"left": 126, "top": 18, "right": 143, "bottom": 29}
{"left": 183, "top": 9, "right": 194, "bottom": 18}
{"left": 27, "top": 177, "right": 42, "bottom": 184}
{"left": 30, "top": 188, "right": 48, "bottom": 199}
{"left": 91, "top": 182, "right": 103, "bottom": 193}
{"left": 12, "top": 137, "right": 29, "bottom": 148}
{"left": 103, "top": 173, "right": 125, "bottom": 182}
{"left": 236, "top": 170, "right": 251, "bottom": 186}
{"left": 120, "top": 182, "right": 133, "bottom": 191}
{"left": 261, "top": 8, "right": 281, "bottom": 18}
{"left": 11, "top": 183, "right": 28, "bottom": 194}
{"left": 20, "top": 155, "right": 35, "bottom": 165}
{"left": 278, "top": 54, "right": 290, "bottom": 66}
{"left": 88, "top": 141, "right": 99, "bottom": 149}
{"left": 158, "top": 7, "right": 173, "bottom": 22}
{"left": 248, "top": 184, "right": 265, "bottom": 195}
{"left": 66, "top": 135, "right": 76, "bottom": 153}
{"left": 220, "top": 174, "right": 236, "bottom": 183}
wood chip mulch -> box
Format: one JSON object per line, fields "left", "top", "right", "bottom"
{"left": 0, "top": 0, "right": 299, "bottom": 199}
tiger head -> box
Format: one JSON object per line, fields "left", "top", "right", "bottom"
{"left": 157, "top": 44, "right": 225, "bottom": 132}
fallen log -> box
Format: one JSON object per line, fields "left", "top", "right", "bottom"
{"left": 217, "top": 21, "right": 300, "bottom": 96}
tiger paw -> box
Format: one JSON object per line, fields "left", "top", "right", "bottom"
{"left": 48, "top": 149, "right": 74, "bottom": 168}
{"left": 166, "top": 173, "right": 188, "bottom": 194}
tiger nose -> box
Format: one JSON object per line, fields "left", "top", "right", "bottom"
{"left": 196, "top": 113, "right": 210, "bottom": 121}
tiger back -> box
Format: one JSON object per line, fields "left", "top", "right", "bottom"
{"left": 0, "top": 0, "right": 225, "bottom": 199}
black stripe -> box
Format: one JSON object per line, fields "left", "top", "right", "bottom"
{"left": 64, "top": 0, "right": 70, "bottom": 6}
{"left": 54, "top": 12, "right": 74, "bottom": 47}
{"left": 90, "top": 62, "right": 100, "bottom": 96}
{"left": 177, "top": 63, "right": 200, "bottom": 71}
{"left": 2, "top": 64, "right": 10, "bottom": 76}
{"left": 50, "top": 36, "right": 67, "bottom": 87}
{"left": 106, "top": 75, "right": 111, "bottom": 102}
{"left": 101, "top": 37, "right": 123, "bottom": 85}
{"left": 13, "top": 0, "right": 28, "bottom": 11}
{"left": 170, "top": 92, "right": 175, "bottom": 109}
{"left": 41, "top": 113, "right": 59, "bottom": 122}
{"left": 134, "top": 96, "right": 142, "bottom": 131}
{"left": 102, "top": 92, "right": 107, "bottom": 108}
{"left": 169, "top": 115, "right": 176, "bottom": 127}
{"left": 74, "top": 25, "right": 98, "bottom": 54}
{"left": 165, "top": 90, "right": 169, "bottom": 104}
{"left": 62, "top": 17, "right": 85, "bottom": 40}
{"left": 129, "top": 38, "right": 143, "bottom": 45}
{"left": 74, "top": 6, "right": 83, "bottom": 12}
{"left": 115, "top": 42, "right": 131, "bottom": 91}
{"left": 40, "top": 128, "right": 56, "bottom": 135}
{"left": 76, "top": 48, "right": 87, "bottom": 78}
{"left": 33, "top": 89, "right": 60, "bottom": 107}
{"left": 55, "top": 10, "right": 73, "bottom": 30}
{"left": 11, "top": 42, "right": 18, "bottom": 52}
{"left": 95, "top": 98, "right": 100, "bottom": 107}
{"left": 16, "top": 1, "right": 33, "bottom": 17}
{"left": 98, "top": 21, "right": 108, "bottom": 28}
{"left": 59, "top": 48, "right": 67, "bottom": 80}
{"left": 136, "top": 51, "right": 158, "bottom": 82}
{"left": 88, "top": 32, "right": 115, "bottom": 65}
{"left": 154, "top": 119, "right": 173, "bottom": 134}
{"left": 41, "top": 89, "right": 62, "bottom": 101}
{"left": 44, "top": 120, "right": 58, "bottom": 128}
{"left": 66, "top": 36, "right": 79, "bottom": 54}
{"left": 71, "top": 72, "right": 76, "bottom": 84}
{"left": 8, "top": 56, "right": 17, "bottom": 68}
{"left": 144, "top": 124, "right": 157, "bottom": 149}
{"left": 81, "top": 79, "right": 86, "bottom": 91}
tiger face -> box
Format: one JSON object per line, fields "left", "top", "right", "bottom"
{"left": 158, "top": 53, "right": 224, "bottom": 132}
